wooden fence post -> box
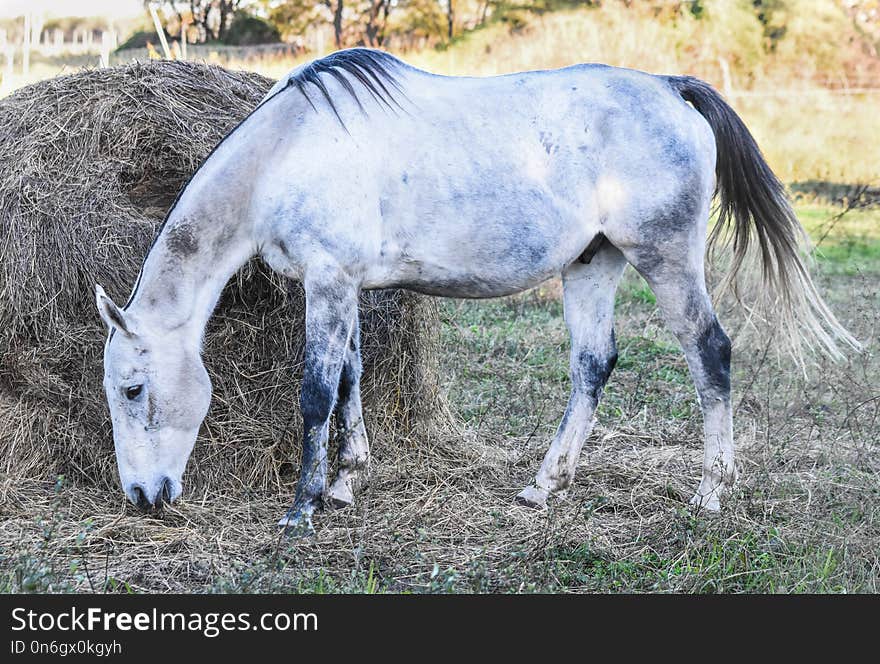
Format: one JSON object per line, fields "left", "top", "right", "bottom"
{"left": 1, "top": 30, "right": 11, "bottom": 93}
{"left": 148, "top": 3, "right": 172, "bottom": 59}
{"left": 180, "top": 19, "right": 189, "bottom": 60}
{"left": 100, "top": 31, "right": 111, "bottom": 68}
{"left": 22, "top": 13, "right": 30, "bottom": 78}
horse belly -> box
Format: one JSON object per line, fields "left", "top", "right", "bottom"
{"left": 368, "top": 194, "right": 592, "bottom": 298}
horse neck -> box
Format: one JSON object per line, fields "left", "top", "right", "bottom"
{"left": 126, "top": 175, "right": 256, "bottom": 343}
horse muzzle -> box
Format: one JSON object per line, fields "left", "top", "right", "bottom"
{"left": 126, "top": 476, "right": 179, "bottom": 512}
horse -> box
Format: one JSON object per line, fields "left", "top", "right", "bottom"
{"left": 95, "top": 49, "right": 855, "bottom": 536}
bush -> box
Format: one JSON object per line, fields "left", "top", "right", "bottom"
{"left": 224, "top": 13, "right": 281, "bottom": 46}
{"left": 116, "top": 30, "right": 158, "bottom": 51}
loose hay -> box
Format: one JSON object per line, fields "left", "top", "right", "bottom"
{"left": 0, "top": 60, "right": 444, "bottom": 495}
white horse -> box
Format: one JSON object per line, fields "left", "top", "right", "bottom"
{"left": 96, "top": 49, "right": 854, "bottom": 535}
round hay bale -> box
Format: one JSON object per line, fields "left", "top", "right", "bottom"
{"left": 0, "top": 60, "right": 443, "bottom": 495}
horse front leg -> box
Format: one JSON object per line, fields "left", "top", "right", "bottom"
{"left": 326, "top": 318, "right": 370, "bottom": 509}
{"left": 279, "top": 268, "right": 359, "bottom": 536}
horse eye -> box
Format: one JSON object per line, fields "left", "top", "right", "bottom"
{"left": 124, "top": 384, "right": 143, "bottom": 400}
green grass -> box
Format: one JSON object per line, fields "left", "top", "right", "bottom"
{"left": 229, "top": 525, "right": 856, "bottom": 593}
{"left": 798, "top": 204, "right": 880, "bottom": 275}
{"left": 815, "top": 239, "right": 880, "bottom": 275}
{"left": 545, "top": 523, "right": 852, "bottom": 593}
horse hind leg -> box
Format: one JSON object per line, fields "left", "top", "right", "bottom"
{"left": 624, "top": 232, "right": 736, "bottom": 511}
{"left": 326, "top": 318, "right": 370, "bottom": 509}
{"left": 517, "top": 243, "right": 627, "bottom": 508}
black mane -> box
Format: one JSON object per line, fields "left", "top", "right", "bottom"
{"left": 287, "top": 48, "right": 404, "bottom": 124}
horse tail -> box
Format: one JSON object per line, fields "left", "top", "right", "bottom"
{"left": 666, "top": 75, "right": 859, "bottom": 362}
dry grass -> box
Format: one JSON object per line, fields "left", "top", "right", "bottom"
{"left": 734, "top": 91, "right": 880, "bottom": 185}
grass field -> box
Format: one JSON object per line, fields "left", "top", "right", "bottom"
{"left": 2, "top": 202, "right": 877, "bottom": 593}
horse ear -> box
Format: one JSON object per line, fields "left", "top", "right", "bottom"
{"left": 95, "top": 284, "right": 134, "bottom": 337}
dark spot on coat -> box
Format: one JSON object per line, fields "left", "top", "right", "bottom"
{"left": 633, "top": 245, "right": 665, "bottom": 275}
{"left": 573, "top": 332, "right": 618, "bottom": 402}
{"left": 696, "top": 316, "right": 731, "bottom": 397}
{"left": 211, "top": 225, "right": 235, "bottom": 256}
{"left": 308, "top": 279, "right": 349, "bottom": 305}
{"left": 165, "top": 223, "right": 199, "bottom": 258}
{"left": 684, "top": 287, "right": 708, "bottom": 324}
{"left": 160, "top": 279, "right": 178, "bottom": 303}
{"left": 637, "top": 169, "right": 705, "bottom": 239}
{"left": 335, "top": 343, "right": 360, "bottom": 416}
{"left": 146, "top": 393, "right": 158, "bottom": 428}
{"left": 539, "top": 131, "right": 558, "bottom": 155}
{"left": 607, "top": 77, "right": 651, "bottom": 113}
{"left": 300, "top": 373, "right": 336, "bottom": 428}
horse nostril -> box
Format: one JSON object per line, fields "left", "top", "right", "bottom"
{"left": 132, "top": 484, "right": 151, "bottom": 512}
{"left": 157, "top": 477, "right": 173, "bottom": 508}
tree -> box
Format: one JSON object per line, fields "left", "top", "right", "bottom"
{"left": 446, "top": 0, "right": 454, "bottom": 40}
{"left": 328, "top": 0, "right": 344, "bottom": 48}
{"left": 261, "top": 0, "right": 494, "bottom": 50}
{"left": 386, "top": 0, "right": 447, "bottom": 50}
{"left": 364, "top": 0, "right": 393, "bottom": 47}
{"left": 267, "top": 0, "right": 397, "bottom": 49}
{"left": 267, "top": 0, "right": 343, "bottom": 48}
{"left": 146, "top": 1, "right": 244, "bottom": 42}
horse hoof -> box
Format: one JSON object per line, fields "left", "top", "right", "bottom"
{"left": 277, "top": 511, "right": 315, "bottom": 538}
{"left": 325, "top": 481, "right": 354, "bottom": 510}
{"left": 515, "top": 485, "right": 549, "bottom": 510}
{"left": 689, "top": 492, "right": 721, "bottom": 512}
